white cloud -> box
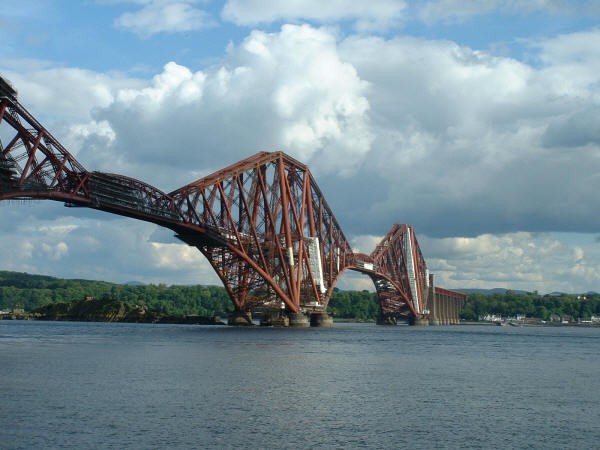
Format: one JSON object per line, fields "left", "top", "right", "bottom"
{"left": 114, "top": 0, "right": 214, "bottom": 37}
{"left": 533, "top": 28, "right": 600, "bottom": 100}
{"left": 0, "top": 67, "right": 124, "bottom": 121}
{"left": 0, "top": 208, "right": 218, "bottom": 285}
{"left": 420, "top": 232, "right": 600, "bottom": 293}
{"left": 114, "top": 62, "right": 205, "bottom": 109}
{"left": 0, "top": 64, "right": 141, "bottom": 160}
{"left": 336, "top": 32, "right": 600, "bottom": 237}
{"left": 222, "top": 0, "right": 407, "bottom": 31}
{"left": 338, "top": 230, "right": 600, "bottom": 294}
{"left": 74, "top": 24, "right": 372, "bottom": 185}
{"left": 150, "top": 242, "right": 206, "bottom": 269}
{"left": 350, "top": 234, "right": 383, "bottom": 254}
{"left": 41, "top": 242, "right": 69, "bottom": 261}
{"left": 418, "top": 0, "right": 497, "bottom": 24}
{"left": 0, "top": 215, "right": 76, "bottom": 272}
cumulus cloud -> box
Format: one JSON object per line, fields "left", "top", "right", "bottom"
{"left": 75, "top": 24, "right": 371, "bottom": 187}
{"left": 336, "top": 230, "right": 600, "bottom": 293}
{"left": 420, "top": 232, "right": 600, "bottom": 293}
{"left": 41, "top": 242, "right": 69, "bottom": 261}
{"left": 114, "top": 0, "right": 214, "bottom": 37}
{"left": 532, "top": 28, "right": 600, "bottom": 99}
{"left": 542, "top": 106, "right": 600, "bottom": 148}
{"left": 335, "top": 32, "right": 600, "bottom": 237}
{"left": 0, "top": 209, "right": 218, "bottom": 285}
{"left": 6, "top": 25, "right": 600, "bottom": 239}
{"left": 0, "top": 64, "right": 141, "bottom": 159}
{"left": 150, "top": 242, "right": 206, "bottom": 270}
{"left": 222, "top": 0, "right": 407, "bottom": 31}
{"left": 0, "top": 214, "right": 77, "bottom": 274}
{"left": 1, "top": 67, "right": 124, "bottom": 121}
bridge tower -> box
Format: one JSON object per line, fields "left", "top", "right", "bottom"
{"left": 167, "top": 152, "right": 353, "bottom": 325}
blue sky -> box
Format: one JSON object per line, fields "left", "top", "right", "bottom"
{"left": 4, "top": 1, "right": 598, "bottom": 71}
{"left": 1, "top": 0, "right": 599, "bottom": 293}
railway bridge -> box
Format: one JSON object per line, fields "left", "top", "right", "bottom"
{"left": 0, "top": 75, "right": 465, "bottom": 326}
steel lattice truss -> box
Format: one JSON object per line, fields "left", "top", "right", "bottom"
{"left": 0, "top": 95, "right": 89, "bottom": 203}
{"left": 168, "top": 152, "right": 353, "bottom": 313}
{"left": 369, "top": 224, "right": 429, "bottom": 322}
{"left": 0, "top": 95, "right": 179, "bottom": 226}
{"left": 1, "top": 81, "right": 434, "bottom": 321}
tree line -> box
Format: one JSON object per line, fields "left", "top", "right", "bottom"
{"left": 460, "top": 291, "right": 600, "bottom": 321}
{"left": 2, "top": 271, "right": 598, "bottom": 321}
{"left": 0, "top": 271, "right": 379, "bottom": 319}
{"left": 0, "top": 271, "right": 232, "bottom": 317}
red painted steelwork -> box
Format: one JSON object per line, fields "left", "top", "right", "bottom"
{"left": 0, "top": 95, "right": 181, "bottom": 227}
{"left": 0, "top": 95, "right": 89, "bottom": 204}
{"left": 168, "top": 151, "right": 353, "bottom": 313}
{"left": 434, "top": 287, "right": 467, "bottom": 299}
{"left": 370, "top": 224, "right": 428, "bottom": 321}
{"left": 347, "top": 224, "right": 427, "bottom": 322}
{"left": 1, "top": 81, "right": 451, "bottom": 322}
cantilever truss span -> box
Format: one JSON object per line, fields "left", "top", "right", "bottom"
{"left": 0, "top": 77, "right": 465, "bottom": 323}
{"left": 167, "top": 151, "right": 354, "bottom": 313}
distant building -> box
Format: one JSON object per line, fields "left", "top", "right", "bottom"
{"left": 479, "top": 314, "right": 503, "bottom": 323}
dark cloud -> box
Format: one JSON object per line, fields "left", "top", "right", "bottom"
{"left": 542, "top": 106, "right": 600, "bottom": 148}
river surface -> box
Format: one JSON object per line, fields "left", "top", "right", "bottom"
{"left": 1, "top": 321, "right": 599, "bottom": 449}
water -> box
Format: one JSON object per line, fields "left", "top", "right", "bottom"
{"left": 1, "top": 321, "right": 599, "bottom": 449}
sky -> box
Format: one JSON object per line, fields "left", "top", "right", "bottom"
{"left": 1, "top": 0, "right": 599, "bottom": 294}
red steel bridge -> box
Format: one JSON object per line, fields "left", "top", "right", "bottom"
{"left": 0, "top": 76, "right": 465, "bottom": 326}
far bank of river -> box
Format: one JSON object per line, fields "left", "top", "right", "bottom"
{"left": 3, "top": 312, "right": 598, "bottom": 328}
{"left": 0, "top": 296, "right": 226, "bottom": 325}
{"left": 2, "top": 295, "right": 598, "bottom": 327}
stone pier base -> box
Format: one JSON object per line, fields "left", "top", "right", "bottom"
{"left": 260, "top": 315, "right": 289, "bottom": 327}
{"left": 288, "top": 312, "right": 310, "bottom": 328}
{"left": 310, "top": 313, "right": 334, "bottom": 328}
{"left": 228, "top": 311, "right": 253, "bottom": 326}
{"left": 376, "top": 314, "right": 397, "bottom": 325}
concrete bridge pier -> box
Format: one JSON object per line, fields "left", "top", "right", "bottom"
{"left": 377, "top": 314, "right": 397, "bottom": 325}
{"left": 260, "top": 314, "right": 289, "bottom": 327}
{"left": 428, "top": 274, "right": 440, "bottom": 325}
{"left": 440, "top": 301, "right": 447, "bottom": 324}
{"left": 310, "top": 312, "right": 334, "bottom": 327}
{"left": 228, "top": 310, "right": 253, "bottom": 326}
{"left": 452, "top": 299, "right": 459, "bottom": 324}
{"left": 427, "top": 273, "right": 466, "bottom": 325}
{"left": 289, "top": 312, "right": 310, "bottom": 327}
{"left": 429, "top": 290, "right": 464, "bottom": 325}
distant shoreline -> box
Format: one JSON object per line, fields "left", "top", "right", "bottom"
{"left": 2, "top": 314, "right": 598, "bottom": 328}
{"left": 0, "top": 312, "right": 226, "bottom": 325}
